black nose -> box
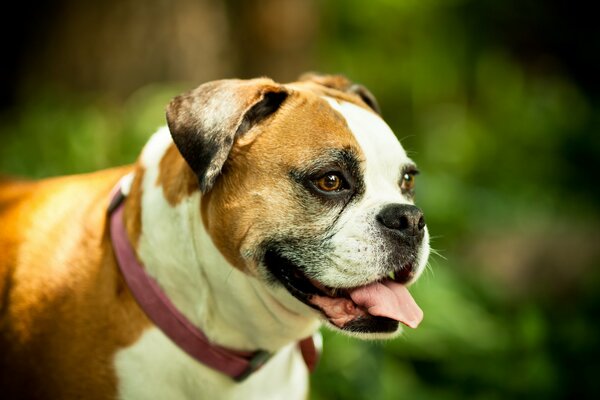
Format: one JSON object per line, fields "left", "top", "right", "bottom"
{"left": 376, "top": 204, "right": 425, "bottom": 238}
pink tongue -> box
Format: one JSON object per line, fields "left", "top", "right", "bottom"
{"left": 349, "top": 281, "right": 423, "bottom": 328}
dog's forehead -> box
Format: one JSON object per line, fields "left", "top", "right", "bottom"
{"left": 242, "top": 90, "right": 361, "bottom": 165}
{"left": 238, "top": 86, "right": 409, "bottom": 196}
{"left": 323, "top": 97, "right": 410, "bottom": 190}
{"left": 281, "top": 83, "right": 407, "bottom": 169}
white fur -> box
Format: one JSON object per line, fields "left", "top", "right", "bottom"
{"left": 116, "top": 329, "right": 308, "bottom": 400}
{"left": 321, "top": 99, "right": 430, "bottom": 288}
{"left": 119, "top": 173, "right": 135, "bottom": 196}
{"left": 114, "top": 128, "right": 318, "bottom": 399}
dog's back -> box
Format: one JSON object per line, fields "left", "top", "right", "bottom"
{"left": 0, "top": 167, "right": 148, "bottom": 400}
{"left": 0, "top": 176, "right": 37, "bottom": 327}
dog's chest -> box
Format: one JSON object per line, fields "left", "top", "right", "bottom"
{"left": 114, "top": 328, "right": 309, "bottom": 400}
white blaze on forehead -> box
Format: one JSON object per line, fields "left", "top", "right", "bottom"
{"left": 324, "top": 98, "right": 412, "bottom": 204}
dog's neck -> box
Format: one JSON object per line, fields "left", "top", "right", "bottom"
{"left": 122, "top": 128, "right": 320, "bottom": 353}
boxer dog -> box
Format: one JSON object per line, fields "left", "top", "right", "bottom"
{"left": 0, "top": 74, "right": 430, "bottom": 399}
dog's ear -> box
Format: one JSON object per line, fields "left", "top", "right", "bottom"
{"left": 347, "top": 83, "right": 381, "bottom": 115}
{"left": 299, "top": 73, "right": 381, "bottom": 115}
{"left": 166, "top": 78, "right": 288, "bottom": 193}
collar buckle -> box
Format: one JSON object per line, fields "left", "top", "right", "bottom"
{"left": 234, "top": 350, "right": 272, "bottom": 382}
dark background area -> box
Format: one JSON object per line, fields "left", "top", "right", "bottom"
{"left": 1, "top": 1, "right": 599, "bottom": 398}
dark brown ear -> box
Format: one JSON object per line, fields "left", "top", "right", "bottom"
{"left": 299, "top": 73, "right": 381, "bottom": 115}
{"left": 348, "top": 84, "right": 381, "bottom": 115}
{"left": 166, "top": 78, "right": 288, "bottom": 193}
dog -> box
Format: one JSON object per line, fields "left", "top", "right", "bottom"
{"left": 0, "top": 74, "right": 430, "bottom": 399}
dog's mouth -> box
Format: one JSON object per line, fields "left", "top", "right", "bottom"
{"left": 264, "top": 249, "right": 423, "bottom": 333}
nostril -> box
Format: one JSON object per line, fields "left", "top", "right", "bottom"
{"left": 377, "top": 204, "right": 425, "bottom": 237}
{"left": 418, "top": 215, "right": 425, "bottom": 231}
{"left": 398, "top": 215, "right": 409, "bottom": 230}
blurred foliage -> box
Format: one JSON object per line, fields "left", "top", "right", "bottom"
{"left": 310, "top": 1, "right": 600, "bottom": 399}
{"left": 1, "top": 0, "right": 599, "bottom": 399}
{"left": 0, "top": 84, "right": 183, "bottom": 176}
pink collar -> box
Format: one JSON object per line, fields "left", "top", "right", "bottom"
{"left": 108, "top": 185, "right": 319, "bottom": 381}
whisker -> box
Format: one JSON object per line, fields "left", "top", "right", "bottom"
{"left": 428, "top": 247, "right": 447, "bottom": 261}
{"left": 424, "top": 261, "right": 435, "bottom": 278}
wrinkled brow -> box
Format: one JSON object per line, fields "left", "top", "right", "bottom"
{"left": 290, "top": 147, "right": 363, "bottom": 181}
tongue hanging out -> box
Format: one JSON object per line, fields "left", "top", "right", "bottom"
{"left": 307, "top": 279, "right": 423, "bottom": 329}
{"left": 348, "top": 281, "right": 423, "bottom": 328}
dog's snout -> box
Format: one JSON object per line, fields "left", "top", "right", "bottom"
{"left": 376, "top": 204, "right": 425, "bottom": 238}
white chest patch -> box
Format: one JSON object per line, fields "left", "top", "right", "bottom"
{"left": 113, "top": 127, "right": 316, "bottom": 399}
{"left": 114, "top": 328, "right": 308, "bottom": 400}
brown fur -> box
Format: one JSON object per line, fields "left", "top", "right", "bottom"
{"left": 202, "top": 89, "right": 365, "bottom": 273}
{"left": 156, "top": 144, "right": 199, "bottom": 207}
{"left": 0, "top": 166, "right": 151, "bottom": 399}
{"left": 291, "top": 81, "right": 375, "bottom": 112}
{"left": 124, "top": 166, "right": 145, "bottom": 248}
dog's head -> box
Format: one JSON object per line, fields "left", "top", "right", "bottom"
{"left": 166, "top": 74, "right": 429, "bottom": 338}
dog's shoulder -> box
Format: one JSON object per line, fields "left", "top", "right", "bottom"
{"left": 0, "top": 165, "right": 145, "bottom": 398}
{"left": 0, "top": 166, "right": 134, "bottom": 311}
{"left": 0, "top": 166, "right": 135, "bottom": 315}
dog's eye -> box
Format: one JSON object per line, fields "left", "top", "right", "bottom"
{"left": 315, "top": 173, "right": 344, "bottom": 192}
{"left": 401, "top": 173, "right": 416, "bottom": 191}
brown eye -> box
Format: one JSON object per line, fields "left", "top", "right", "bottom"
{"left": 401, "top": 173, "right": 416, "bottom": 191}
{"left": 315, "top": 174, "right": 343, "bottom": 192}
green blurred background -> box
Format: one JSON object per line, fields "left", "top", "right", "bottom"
{"left": 1, "top": 0, "right": 599, "bottom": 398}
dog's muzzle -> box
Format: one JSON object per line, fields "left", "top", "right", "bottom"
{"left": 264, "top": 203, "right": 427, "bottom": 335}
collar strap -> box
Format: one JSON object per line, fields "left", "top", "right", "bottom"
{"left": 108, "top": 184, "right": 319, "bottom": 381}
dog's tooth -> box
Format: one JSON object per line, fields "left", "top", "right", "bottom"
{"left": 388, "top": 271, "right": 395, "bottom": 280}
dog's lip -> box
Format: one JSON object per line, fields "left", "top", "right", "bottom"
{"left": 306, "top": 269, "right": 423, "bottom": 329}
{"left": 264, "top": 249, "right": 423, "bottom": 330}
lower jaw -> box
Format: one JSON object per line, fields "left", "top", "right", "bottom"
{"left": 263, "top": 250, "right": 405, "bottom": 334}
{"left": 338, "top": 315, "right": 399, "bottom": 333}
{"left": 306, "top": 292, "right": 400, "bottom": 333}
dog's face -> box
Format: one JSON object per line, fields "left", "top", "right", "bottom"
{"left": 166, "top": 75, "right": 429, "bottom": 338}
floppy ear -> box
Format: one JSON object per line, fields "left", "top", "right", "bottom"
{"left": 347, "top": 83, "right": 381, "bottom": 115}
{"left": 299, "top": 73, "right": 381, "bottom": 115}
{"left": 166, "top": 78, "right": 288, "bottom": 193}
